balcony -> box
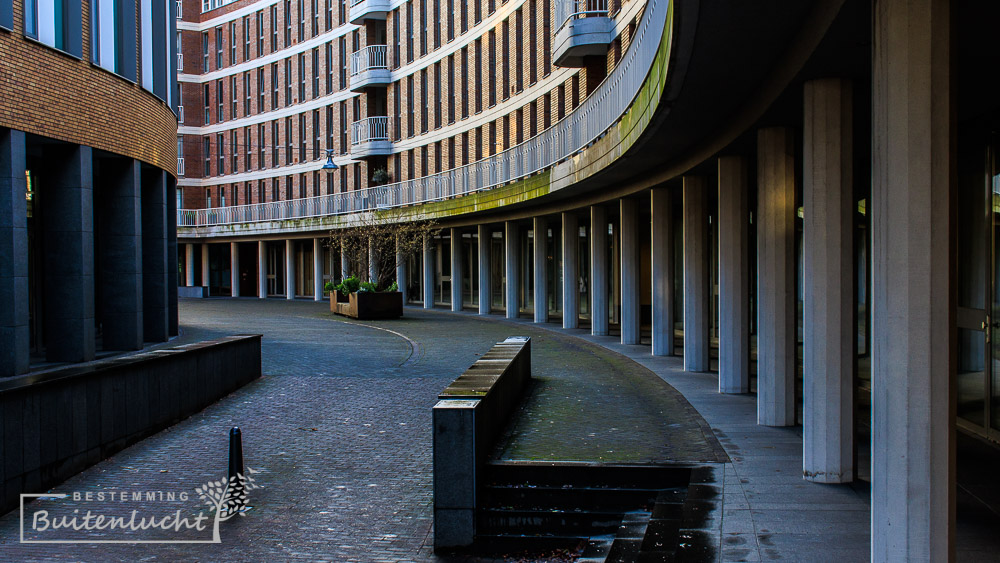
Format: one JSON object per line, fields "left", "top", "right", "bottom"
{"left": 348, "top": 0, "right": 391, "bottom": 25}
{"left": 553, "top": 0, "right": 614, "bottom": 67}
{"left": 178, "top": 105, "right": 184, "bottom": 123}
{"left": 350, "top": 116, "right": 392, "bottom": 158}
{"left": 349, "top": 45, "right": 391, "bottom": 92}
{"left": 176, "top": 0, "right": 182, "bottom": 18}
{"left": 177, "top": 52, "right": 183, "bottom": 71}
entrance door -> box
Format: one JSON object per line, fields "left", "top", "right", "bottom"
{"left": 957, "top": 136, "right": 1000, "bottom": 442}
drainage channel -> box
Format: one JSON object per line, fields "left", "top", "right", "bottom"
{"left": 463, "top": 461, "right": 722, "bottom": 562}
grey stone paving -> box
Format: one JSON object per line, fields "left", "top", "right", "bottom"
{"left": 0, "top": 299, "right": 719, "bottom": 562}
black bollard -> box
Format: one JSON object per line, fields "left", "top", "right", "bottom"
{"left": 227, "top": 427, "right": 246, "bottom": 514}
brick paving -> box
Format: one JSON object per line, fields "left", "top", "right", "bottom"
{"left": 0, "top": 299, "right": 722, "bottom": 561}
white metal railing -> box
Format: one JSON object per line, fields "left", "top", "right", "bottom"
{"left": 177, "top": 52, "right": 183, "bottom": 70}
{"left": 351, "top": 116, "right": 390, "bottom": 145}
{"left": 179, "top": 0, "right": 670, "bottom": 229}
{"left": 178, "top": 105, "right": 184, "bottom": 123}
{"left": 350, "top": 0, "right": 364, "bottom": 7}
{"left": 555, "top": 0, "right": 610, "bottom": 31}
{"left": 176, "top": 0, "right": 182, "bottom": 18}
{"left": 350, "top": 45, "right": 388, "bottom": 77}
{"left": 177, "top": 157, "right": 185, "bottom": 177}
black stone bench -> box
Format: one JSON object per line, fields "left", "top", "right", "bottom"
{"left": 433, "top": 336, "right": 531, "bottom": 550}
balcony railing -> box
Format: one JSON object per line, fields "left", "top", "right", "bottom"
{"left": 351, "top": 116, "right": 389, "bottom": 145}
{"left": 179, "top": 0, "right": 670, "bottom": 229}
{"left": 350, "top": 45, "right": 388, "bottom": 77}
{"left": 178, "top": 105, "right": 184, "bottom": 123}
{"left": 177, "top": 157, "right": 185, "bottom": 177}
{"left": 176, "top": 0, "right": 182, "bottom": 18}
{"left": 177, "top": 52, "right": 183, "bottom": 70}
{"left": 555, "top": 0, "right": 609, "bottom": 30}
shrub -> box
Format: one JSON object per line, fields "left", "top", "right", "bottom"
{"left": 337, "top": 276, "right": 361, "bottom": 295}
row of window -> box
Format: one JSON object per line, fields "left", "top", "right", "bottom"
{"left": 199, "top": 167, "right": 360, "bottom": 209}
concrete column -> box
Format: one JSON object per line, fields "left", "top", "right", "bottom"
{"left": 451, "top": 228, "right": 463, "bottom": 311}
{"left": 43, "top": 144, "right": 95, "bottom": 362}
{"left": 141, "top": 169, "right": 169, "bottom": 342}
{"left": 620, "top": 198, "right": 640, "bottom": 345}
{"left": 478, "top": 224, "right": 490, "bottom": 314}
{"left": 651, "top": 187, "right": 674, "bottom": 356}
{"left": 285, "top": 239, "right": 295, "bottom": 299}
{"left": 258, "top": 241, "right": 267, "bottom": 298}
{"left": 396, "top": 236, "right": 407, "bottom": 302}
{"left": 230, "top": 242, "right": 240, "bottom": 298}
{"left": 803, "top": 79, "right": 854, "bottom": 484}
{"left": 200, "top": 243, "right": 209, "bottom": 287}
{"left": 591, "top": 205, "right": 608, "bottom": 336}
{"left": 718, "top": 157, "right": 750, "bottom": 392}
{"left": 757, "top": 127, "right": 796, "bottom": 426}
{"left": 562, "top": 212, "right": 579, "bottom": 329}
{"left": 166, "top": 176, "right": 178, "bottom": 336}
{"left": 533, "top": 217, "right": 547, "bottom": 323}
{"left": 872, "top": 2, "right": 952, "bottom": 559}
{"left": 99, "top": 159, "right": 143, "bottom": 351}
{"left": 683, "top": 177, "right": 710, "bottom": 370}
{"left": 185, "top": 244, "right": 195, "bottom": 286}
{"left": 0, "top": 128, "right": 29, "bottom": 375}
{"left": 313, "top": 238, "right": 323, "bottom": 301}
{"left": 423, "top": 234, "right": 434, "bottom": 308}
{"left": 505, "top": 221, "right": 519, "bottom": 319}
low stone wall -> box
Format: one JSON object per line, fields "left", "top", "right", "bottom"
{"left": 433, "top": 336, "right": 531, "bottom": 549}
{"left": 0, "top": 335, "right": 262, "bottom": 515}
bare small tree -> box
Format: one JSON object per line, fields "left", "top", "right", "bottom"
{"left": 330, "top": 209, "right": 439, "bottom": 290}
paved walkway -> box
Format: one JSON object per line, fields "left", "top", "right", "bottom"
{"left": 0, "top": 299, "right": 721, "bottom": 561}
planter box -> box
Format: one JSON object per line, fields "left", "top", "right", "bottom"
{"left": 331, "top": 291, "right": 403, "bottom": 320}
{"left": 329, "top": 291, "right": 350, "bottom": 312}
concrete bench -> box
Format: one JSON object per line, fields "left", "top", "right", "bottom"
{"left": 433, "top": 336, "right": 531, "bottom": 550}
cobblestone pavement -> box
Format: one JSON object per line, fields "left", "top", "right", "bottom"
{"left": 0, "top": 299, "right": 721, "bottom": 562}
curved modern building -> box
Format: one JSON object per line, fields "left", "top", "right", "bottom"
{"left": 177, "top": 0, "right": 999, "bottom": 558}
{"left": 1, "top": 0, "right": 179, "bottom": 375}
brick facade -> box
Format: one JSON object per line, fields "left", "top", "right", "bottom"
{"left": 0, "top": 1, "right": 177, "bottom": 175}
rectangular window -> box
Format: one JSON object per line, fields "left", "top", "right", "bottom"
{"left": 271, "top": 62, "right": 279, "bottom": 107}
{"left": 284, "top": 0, "right": 291, "bottom": 46}
{"left": 203, "top": 136, "right": 212, "bottom": 176}
{"left": 312, "top": 0, "right": 319, "bottom": 36}
{"left": 258, "top": 181, "right": 265, "bottom": 203}
{"left": 393, "top": 83, "right": 402, "bottom": 141}
{"left": 299, "top": 113, "right": 307, "bottom": 161}
{"left": 434, "top": 62, "right": 442, "bottom": 129}
{"left": 419, "top": 0, "right": 427, "bottom": 55}
{"left": 35, "top": 0, "right": 82, "bottom": 56}
{"left": 405, "top": 1, "right": 413, "bottom": 63}
{"left": 353, "top": 164, "right": 360, "bottom": 191}
{"left": 460, "top": 0, "right": 467, "bottom": 33}
{"left": 1, "top": 0, "right": 13, "bottom": 30}
{"left": 542, "top": 0, "right": 550, "bottom": 74}
{"left": 326, "top": 42, "right": 334, "bottom": 93}
{"left": 286, "top": 117, "right": 294, "bottom": 163}
{"left": 313, "top": 110, "right": 320, "bottom": 159}
{"left": 230, "top": 75, "right": 238, "bottom": 119}
{"left": 258, "top": 67, "right": 266, "bottom": 111}
{"left": 244, "top": 72, "right": 251, "bottom": 114}
{"left": 202, "top": 31, "right": 210, "bottom": 71}
{"left": 340, "top": 167, "right": 347, "bottom": 192}
{"left": 244, "top": 183, "right": 251, "bottom": 205}
{"left": 528, "top": 0, "right": 536, "bottom": 84}
{"left": 297, "top": 53, "right": 305, "bottom": 101}
{"left": 474, "top": 39, "right": 482, "bottom": 113}
{"left": 325, "top": 0, "right": 332, "bottom": 31}
{"left": 258, "top": 123, "right": 267, "bottom": 168}
{"left": 256, "top": 10, "right": 264, "bottom": 57}
{"left": 460, "top": 47, "right": 469, "bottom": 118}
{"left": 299, "top": 175, "right": 306, "bottom": 198}
{"left": 297, "top": 0, "right": 304, "bottom": 40}
{"left": 514, "top": 9, "right": 522, "bottom": 92}
{"left": 406, "top": 76, "right": 414, "bottom": 137}
{"left": 474, "top": 0, "right": 481, "bottom": 24}
{"left": 203, "top": 83, "right": 211, "bottom": 123}
{"left": 206, "top": 188, "right": 211, "bottom": 208}
{"left": 272, "top": 120, "right": 280, "bottom": 165}
{"left": 216, "top": 79, "right": 225, "bottom": 121}
{"left": 446, "top": 0, "right": 453, "bottom": 41}
{"left": 215, "top": 26, "right": 223, "bottom": 68}
{"left": 286, "top": 176, "right": 292, "bottom": 199}
{"left": 420, "top": 68, "right": 428, "bottom": 133}
{"left": 311, "top": 48, "right": 319, "bottom": 99}
{"left": 326, "top": 106, "right": 334, "bottom": 150}
{"left": 487, "top": 31, "right": 496, "bottom": 107}
{"left": 327, "top": 172, "right": 334, "bottom": 195}
{"left": 231, "top": 132, "right": 237, "bottom": 172}
{"left": 245, "top": 126, "right": 252, "bottom": 171}
{"left": 243, "top": 15, "right": 250, "bottom": 60}
{"left": 447, "top": 56, "right": 455, "bottom": 124}
{"left": 433, "top": 0, "right": 440, "bottom": 49}
{"left": 270, "top": 5, "right": 278, "bottom": 51}
{"left": 285, "top": 57, "right": 292, "bottom": 104}
{"left": 338, "top": 0, "right": 345, "bottom": 25}
{"left": 217, "top": 132, "right": 225, "bottom": 174}
{"left": 229, "top": 22, "right": 236, "bottom": 65}
{"left": 501, "top": 19, "right": 509, "bottom": 100}
{"left": 487, "top": 0, "right": 494, "bottom": 15}
{"left": 338, "top": 37, "right": 347, "bottom": 88}
{"left": 391, "top": 9, "right": 400, "bottom": 68}
{"left": 272, "top": 178, "right": 279, "bottom": 201}
{"left": 339, "top": 102, "right": 347, "bottom": 153}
